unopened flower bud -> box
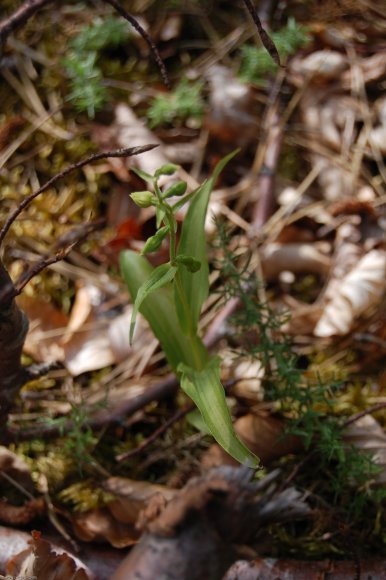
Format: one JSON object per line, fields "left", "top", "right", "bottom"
{"left": 163, "top": 181, "right": 188, "bottom": 199}
{"left": 141, "top": 225, "right": 169, "bottom": 254}
{"left": 155, "top": 163, "right": 179, "bottom": 177}
{"left": 130, "top": 191, "right": 154, "bottom": 208}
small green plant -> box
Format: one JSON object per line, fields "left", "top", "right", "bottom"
{"left": 214, "top": 221, "right": 382, "bottom": 517}
{"left": 240, "top": 17, "right": 309, "bottom": 82}
{"left": 120, "top": 152, "right": 258, "bottom": 466}
{"left": 64, "top": 16, "right": 129, "bottom": 117}
{"left": 147, "top": 79, "right": 204, "bottom": 128}
{"left": 38, "top": 398, "right": 107, "bottom": 473}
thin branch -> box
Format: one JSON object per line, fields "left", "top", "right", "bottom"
{"left": 14, "top": 248, "right": 72, "bottom": 295}
{"left": 13, "top": 218, "right": 106, "bottom": 295}
{"left": 342, "top": 403, "right": 386, "bottom": 428}
{"left": 116, "top": 404, "right": 193, "bottom": 462}
{"left": 0, "top": 0, "right": 53, "bottom": 47}
{"left": 241, "top": 0, "right": 281, "bottom": 67}
{"left": 102, "top": 0, "right": 170, "bottom": 88}
{"left": 0, "top": 144, "right": 157, "bottom": 247}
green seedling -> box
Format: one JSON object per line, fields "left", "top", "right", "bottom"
{"left": 120, "top": 152, "right": 258, "bottom": 466}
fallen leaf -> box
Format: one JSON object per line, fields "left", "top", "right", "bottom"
{"left": 261, "top": 242, "right": 331, "bottom": 281}
{"left": 314, "top": 248, "right": 386, "bottom": 337}
{"left": 71, "top": 508, "right": 138, "bottom": 548}
{"left": 103, "top": 477, "right": 176, "bottom": 525}
{"left": 6, "top": 531, "right": 91, "bottom": 579}
{"left": 202, "top": 414, "right": 302, "bottom": 468}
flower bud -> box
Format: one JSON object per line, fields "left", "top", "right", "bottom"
{"left": 130, "top": 191, "right": 155, "bottom": 208}
{"left": 155, "top": 163, "right": 179, "bottom": 177}
{"left": 163, "top": 181, "right": 188, "bottom": 199}
{"left": 141, "top": 226, "right": 169, "bottom": 254}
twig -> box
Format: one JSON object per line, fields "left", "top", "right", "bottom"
{"left": 0, "top": 0, "right": 53, "bottom": 48}
{"left": 3, "top": 374, "right": 179, "bottom": 443}
{"left": 102, "top": 0, "right": 170, "bottom": 88}
{"left": 241, "top": 0, "right": 281, "bottom": 67}
{"left": 116, "top": 404, "right": 193, "bottom": 461}
{"left": 342, "top": 402, "right": 386, "bottom": 428}
{"left": 0, "top": 145, "right": 157, "bottom": 247}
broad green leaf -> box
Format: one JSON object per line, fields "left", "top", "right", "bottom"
{"left": 174, "top": 254, "right": 201, "bottom": 273}
{"left": 120, "top": 250, "right": 208, "bottom": 371}
{"left": 179, "top": 357, "right": 259, "bottom": 466}
{"left": 129, "top": 262, "right": 178, "bottom": 344}
{"left": 187, "top": 408, "right": 211, "bottom": 435}
{"left": 175, "top": 150, "right": 239, "bottom": 335}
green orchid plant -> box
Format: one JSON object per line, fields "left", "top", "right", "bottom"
{"left": 120, "top": 151, "right": 258, "bottom": 466}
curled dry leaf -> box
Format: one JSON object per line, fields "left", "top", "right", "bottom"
{"left": 114, "top": 103, "right": 168, "bottom": 177}
{"left": 71, "top": 508, "right": 138, "bottom": 548}
{"left": 205, "top": 65, "right": 257, "bottom": 148}
{"left": 16, "top": 296, "right": 68, "bottom": 363}
{"left": 0, "top": 498, "right": 45, "bottom": 526}
{"left": 64, "top": 477, "right": 175, "bottom": 548}
{"left": 290, "top": 50, "right": 348, "bottom": 83}
{"left": 202, "top": 414, "right": 302, "bottom": 469}
{"left": 261, "top": 242, "right": 331, "bottom": 281}
{"left": 19, "top": 282, "right": 152, "bottom": 375}
{"left": 6, "top": 531, "right": 91, "bottom": 580}
{"left": 103, "top": 477, "right": 176, "bottom": 526}
{"left": 314, "top": 248, "right": 386, "bottom": 337}
{"left": 343, "top": 415, "right": 386, "bottom": 486}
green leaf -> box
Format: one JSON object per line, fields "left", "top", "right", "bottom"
{"left": 131, "top": 167, "right": 154, "bottom": 182}
{"left": 174, "top": 254, "right": 201, "bottom": 273}
{"left": 179, "top": 357, "right": 259, "bottom": 466}
{"left": 129, "top": 262, "right": 178, "bottom": 344}
{"left": 156, "top": 206, "right": 166, "bottom": 228}
{"left": 120, "top": 250, "right": 208, "bottom": 371}
{"left": 175, "top": 150, "right": 239, "bottom": 335}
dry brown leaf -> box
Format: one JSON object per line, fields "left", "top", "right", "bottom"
{"left": 71, "top": 507, "right": 138, "bottom": 548}
{"left": 114, "top": 103, "right": 168, "bottom": 177}
{"left": 6, "top": 531, "right": 91, "bottom": 579}
{"left": 0, "top": 498, "right": 45, "bottom": 526}
{"left": 202, "top": 414, "right": 302, "bottom": 468}
{"left": 16, "top": 296, "right": 68, "bottom": 363}
{"left": 290, "top": 50, "right": 348, "bottom": 83}
{"left": 314, "top": 248, "right": 386, "bottom": 337}
{"left": 261, "top": 242, "right": 331, "bottom": 281}
{"left": 103, "top": 477, "right": 176, "bottom": 526}
{"left": 205, "top": 65, "right": 257, "bottom": 148}
{"left": 343, "top": 415, "right": 386, "bottom": 486}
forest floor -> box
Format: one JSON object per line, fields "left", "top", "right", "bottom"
{"left": 0, "top": 0, "right": 386, "bottom": 578}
